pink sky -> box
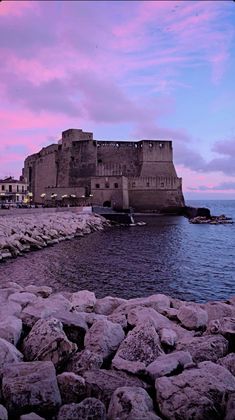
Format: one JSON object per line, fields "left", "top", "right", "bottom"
{"left": 0, "top": 0, "right": 235, "bottom": 199}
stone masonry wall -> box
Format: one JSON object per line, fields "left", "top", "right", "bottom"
{"left": 23, "top": 129, "right": 185, "bottom": 209}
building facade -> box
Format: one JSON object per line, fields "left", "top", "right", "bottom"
{"left": 23, "top": 128, "right": 185, "bottom": 211}
{"left": 0, "top": 177, "right": 28, "bottom": 206}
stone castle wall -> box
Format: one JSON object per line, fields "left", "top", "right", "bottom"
{"left": 24, "top": 145, "right": 58, "bottom": 203}
{"left": 23, "top": 129, "right": 185, "bottom": 210}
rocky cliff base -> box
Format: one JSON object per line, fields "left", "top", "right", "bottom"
{"left": 0, "top": 212, "right": 110, "bottom": 261}
{"left": 0, "top": 283, "right": 234, "bottom": 419}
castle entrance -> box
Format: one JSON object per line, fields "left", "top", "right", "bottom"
{"left": 103, "top": 200, "right": 111, "bottom": 207}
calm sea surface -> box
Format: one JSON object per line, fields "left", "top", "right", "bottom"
{"left": 0, "top": 200, "right": 234, "bottom": 303}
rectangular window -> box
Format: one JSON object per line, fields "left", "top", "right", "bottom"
{"left": 9, "top": 185, "right": 12, "bottom": 192}
{"left": 114, "top": 183, "right": 118, "bottom": 188}
{"left": 17, "top": 185, "right": 19, "bottom": 192}
{"left": 22, "top": 186, "right": 24, "bottom": 192}
{"left": 95, "top": 184, "right": 100, "bottom": 189}
{"left": 1, "top": 185, "right": 4, "bottom": 191}
{"left": 105, "top": 182, "right": 110, "bottom": 188}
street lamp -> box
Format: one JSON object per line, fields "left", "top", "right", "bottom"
{"left": 28, "top": 192, "right": 33, "bottom": 206}
{"left": 50, "top": 193, "right": 57, "bottom": 207}
{"left": 40, "top": 193, "right": 46, "bottom": 206}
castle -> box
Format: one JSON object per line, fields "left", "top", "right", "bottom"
{"left": 23, "top": 128, "right": 185, "bottom": 211}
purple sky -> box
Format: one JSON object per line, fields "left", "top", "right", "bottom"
{"left": 0, "top": 0, "right": 235, "bottom": 199}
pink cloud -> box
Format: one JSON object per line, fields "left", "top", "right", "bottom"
{"left": 0, "top": 109, "right": 70, "bottom": 131}
{"left": 0, "top": 1, "right": 36, "bottom": 16}
{"left": 0, "top": 0, "right": 234, "bottom": 192}
{"left": 111, "top": 0, "right": 233, "bottom": 83}
{"left": 177, "top": 165, "right": 235, "bottom": 193}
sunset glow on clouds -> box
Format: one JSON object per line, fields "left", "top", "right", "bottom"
{"left": 0, "top": 0, "right": 235, "bottom": 199}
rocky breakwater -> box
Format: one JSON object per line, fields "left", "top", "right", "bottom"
{"left": 0, "top": 284, "right": 235, "bottom": 419}
{"left": 0, "top": 212, "right": 110, "bottom": 261}
{"left": 190, "top": 214, "right": 234, "bottom": 225}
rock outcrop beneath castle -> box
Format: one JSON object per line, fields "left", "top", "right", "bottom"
{"left": 0, "top": 283, "right": 234, "bottom": 419}
{"left": 23, "top": 128, "right": 185, "bottom": 211}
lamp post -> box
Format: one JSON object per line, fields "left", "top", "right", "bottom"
{"left": 28, "top": 192, "right": 33, "bottom": 207}
{"left": 61, "top": 194, "right": 68, "bottom": 207}
{"left": 0, "top": 192, "right": 5, "bottom": 208}
{"left": 40, "top": 193, "right": 46, "bottom": 207}
{"left": 70, "top": 194, "right": 76, "bottom": 207}
{"left": 89, "top": 194, "right": 93, "bottom": 207}
{"left": 51, "top": 193, "right": 57, "bottom": 207}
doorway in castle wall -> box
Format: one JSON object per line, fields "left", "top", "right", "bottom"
{"left": 103, "top": 200, "right": 111, "bottom": 207}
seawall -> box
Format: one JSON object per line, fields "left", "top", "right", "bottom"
{"left": 0, "top": 211, "right": 109, "bottom": 261}
{"left": 0, "top": 284, "right": 234, "bottom": 419}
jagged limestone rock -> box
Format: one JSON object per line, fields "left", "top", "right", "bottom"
{"left": 112, "top": 321, "right": 163, "bottom": 375}
{"left": 21, "top": 294, "right": 72, "bottom": 328}
{"left": 83, "top": 369, "right": 149, "bottom": 408}
{"left": 8, "top": 292, "right": 37, "bottom": 308}
{"left": 0, "top": 338, "right": 23, "bottom": 371}
{"left": 203, "top": 301, "right": 235, "bottom": 322}
{"left": 20, "top": 414, "right": 45, "bottom": 420}
{"left": 176, "top": 334, "right": 229, "bottom": 363}
{"left": 57, "top": 399, "right": 106, "bottom": 420}
{"left": 94, "top": 296, "right": 127, "bottom": 316}
{"left": 84, "top": 319, "right": 124, "bottom": 360}
{"left": 207, "top": 317, "right": 235, "bottom": 349}
{"left": 65, "top": 349, "right": 103, "bottom": 375}
{"left": 52, "top": 309, "right": 88, "bottom": 349}
{"left": 71, "top": 290, "right": 96, "bottom": 313}
{"left": 22, "top": 317, "right": 77, "bottom": 368}
{"left": 57, "top": 372, "right": 86, "bottom": 404}
{"left": 155, "top": 361, "right": 235, "bottom": 420}
{"left": 2, "top": 361, "right": 61, "bottom": 417}
{"left": 159, "top": 328, "right": 178, "bottom": 347}
{"left": 0, "top": 316, "right": 22, "bottom": 346}
{"left": 0, "top": 405, "right": 8, "bottom": 420}
{"left": 177, "top": 305, "right": 208, "bottom": 330}
{"left": 108, "top": 386, "right": 161, "bottom": 420}
{"left": 146, "top": 351, "right": 193, "bottom": 380}
{"left": 225, "top": 393, "right": 235, "bottom": 420}
{"left": 218, "top": 353, "right": 235, "bottom": 376}
{"left": 24, "top": 285, "right": 52, "bottom": 298}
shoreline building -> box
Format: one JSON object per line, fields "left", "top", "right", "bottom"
{"left": 0, "top": 177, "right": 28, "bottom": 206}
{"left": 23, "top": 128, "right": 185, "bottom": 211}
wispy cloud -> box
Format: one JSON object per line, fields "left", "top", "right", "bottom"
{"left": 189, "top": 182, "right": 235, "bottom": 191}
{"left": 0, "top": 0, "right": 234, "bottom": 196}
